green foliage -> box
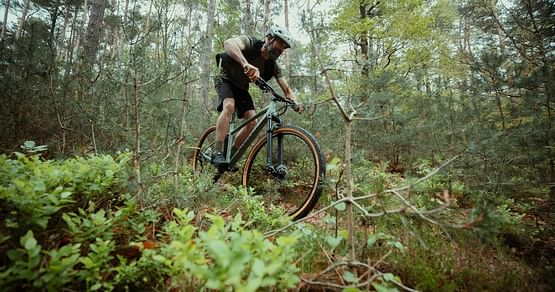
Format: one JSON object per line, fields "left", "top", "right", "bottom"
{"left": 160, "top": 209, "right": 301, "bottom": 290}
{"left": 390, "top": 226, "right": 533, "bottom": 291}
{"left": 231, "top": 186, "right": 291, "bottom": 230}
{"left": 0, "top": 153, "right": 305, "bottom": 291}
{"left": 1, "top": 0, "right": 553, "bottom": 289}
{"left": 0, "top": 152, "right": 130, "bottom": 231}
{"left": 63, "top": 207, "right": 114, "bottom": 244}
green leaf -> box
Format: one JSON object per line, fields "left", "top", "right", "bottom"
{"left": 252, "top": 259, "right": 266, "bottom": 276}
{"left": 343, "top": 271, "right": 357, "bottom": 283}
{"left": 326, "top": 236, "right": 342, "bottom": 250}
{"left": 326, "top": 157, "right": 342, "bottom": 171}
{"left": 338, "top": 229, "right": 349, "bottom": 240}
{"left": 7, "top": 249, "right": 23, "bottom": 261}
{"left": 60, "top": 191, "right": 72, "bottom": 199}
{"left": 367, "top": 234, "right": 378, "bottom": 247}
{"left": 343, "top": 288, "right": 361, "bottom": 292}
{"left": 23, "top": 140, "right": 36, "bottom": 148}
{"left": 80, "top": 257, "right": 94, "bottom": 268}
{"left": 388, "top": 241, "right": 405, "bottom": 252}
{"left": 35, "top": 217, "right": 49, "bottom": 229}
{"left": 207, "top": 240, "right": 230, "bottom": 263}
{"left": 153, "top": 255, "right": 167, "bottom": 263}
{"left": 0, "top": 234, "right": 11, "bottom": 244}
{"left": 22, "top": 231, "right": 37, "bottom": 250}
{"left": 330, "top": 157, "right": 342, "bottom": 165}
{"left": 371, "top": 282, "right": 398, "bottom": 292}
{"left": 90, "top": 283, "right": 102, "bottom": 291}
{"left": 382, "top": 273, "right": 395, "bottom": 282}
{"left": 335, "top": 202, "right": 346, "bottom": 211}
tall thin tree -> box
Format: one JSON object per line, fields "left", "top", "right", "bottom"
{"left": 1, "top": 0, "right": 10, "bottom": 42}
{"left": 15, "top": 0, "right": 31, "bottom": 40}
{"left": 200, "top": 0, "right": 216, "bottom": 111}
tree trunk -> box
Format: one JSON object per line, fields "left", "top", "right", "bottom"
{"left": 200, "top": 0, "right": 216, "bottom": 112}
{"left": 132, "top": 60, "right": 144, "bottom": 205}
{"left": 82, "top": 0, "right": 107, "bottom": 66}
{"left": 1, "top": 0, "right": 10, "bottom": 42}
{"left": 74, "top": 0, "right": 89, "bottom": 64}
{"left": 174, "top": 3, "right": 196, "bottom": 186}
{"left": 359, "top": 1, "right": 369, "bottom": 75}
{"left": 489, "top": 0, "right": 505, "bottom": 53}
{"left": 243, "top": 0, "right": 253, "bottom": 35}
{"left": 15, "top": 0, "right": 31, "bottom": 40}
{"left": 57, "top": 4, "right": 70, "bottom": 63}
{"left": 284, "top": 0, "right": 291, "bottom": 79}
{"left": 67, "top": 5, "right": 80, "bottom": 67}
{"left": 263, "top": 0, "right": 270, "bottom": 33}
{"left": 345, "top": 120, "right": 356, "bottom": 262}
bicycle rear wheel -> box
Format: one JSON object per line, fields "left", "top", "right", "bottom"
{"left": 242, "top": 126, "right": 325, "bottom": 220}
{"left": 192, "top": 126, "right": 217, "bottom": 174}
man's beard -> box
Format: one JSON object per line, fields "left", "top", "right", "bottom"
{"left": 264, "top": 43, "right": 282, "bottom": 60}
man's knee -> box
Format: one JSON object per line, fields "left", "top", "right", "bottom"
{"left": 220, "top": 98, "right": 234, "bottom": 113}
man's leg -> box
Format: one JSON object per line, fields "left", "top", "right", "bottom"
{"left": 233, "top": 109, "right": 256, "bottom": 150}
{"left": 212, "top": 98, "right": 235, "bottom": 166}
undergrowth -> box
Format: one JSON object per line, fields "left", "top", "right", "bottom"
{"left": 0, "top": 152, "right": 549, "bottom": 291}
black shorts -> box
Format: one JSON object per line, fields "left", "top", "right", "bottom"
{"left": 215, "top": 78, "right": 254, "bottom": 119}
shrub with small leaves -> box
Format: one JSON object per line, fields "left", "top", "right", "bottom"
{"left": 160, "top": 209, "right": 301, "bottom": 291}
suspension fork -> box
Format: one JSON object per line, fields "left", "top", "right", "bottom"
{"left": 265, "top": 113, "right": 283, "bottom": 171}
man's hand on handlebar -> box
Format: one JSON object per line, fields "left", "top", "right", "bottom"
{"left": 243, "top": 63, "right": 259, "bottom": 83}
{"left": 291, "top": 101, "right": 305, "bottom": 113}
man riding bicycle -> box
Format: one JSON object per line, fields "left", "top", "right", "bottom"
{"left": 211, "top": 25, "right": 302, "bottom": 167}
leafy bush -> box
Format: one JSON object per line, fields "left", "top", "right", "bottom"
{"left": 161, "top": 209, "right": 301, "bottom": 291}
{"left": 0, "top": 152, "right": 130, "bottom": 231}
{"left": 0, "top": 153, "right": 304, "bottom": 291}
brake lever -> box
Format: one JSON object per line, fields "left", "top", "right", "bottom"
{"left": 255, "top": 78, "right": 272, "bottom": 92}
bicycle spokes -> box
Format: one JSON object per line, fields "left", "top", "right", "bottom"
{"left": 242, "top": 126, "right": 324, "bottom": 220}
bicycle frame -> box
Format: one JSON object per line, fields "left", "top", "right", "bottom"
{"left": 226, "top": 97, "right": 285, "bottom": 170}
{"left": 197, "top": 92, "right": 289, "bottom": 173}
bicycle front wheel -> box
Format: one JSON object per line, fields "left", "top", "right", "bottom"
{"left": 242, "top": 126, "right": 325, "bottom": 220}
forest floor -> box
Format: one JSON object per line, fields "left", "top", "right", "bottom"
{"left": 513, "top": 194, "right": 555, "bottom": 290}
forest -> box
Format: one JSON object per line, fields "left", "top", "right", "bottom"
{"left": 0, "top": 0, "right": 553, "bottom": 290}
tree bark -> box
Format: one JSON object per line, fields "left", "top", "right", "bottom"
{"left": 200, "top": 0, "right": 216, "bottom": 112}
{"left": 243, "top": 0, "right": 253, "bottom": 35}
{"left": 263, "top": 0, "right": 270, "bottom": 33}
{"left": 284, "top": 0, "right": 291, "bottom": 79}
{"left": 132, "top": 62, "right": 144, "bottom": 205}
{"left": 489, "top": 0, "right": 505, "bottom": 54}
{"left": 67, "top": 5, "right": 80, "bottom": 66}
{"left": 359, "top": 1, "right": 369, "bottom": 75}
{"left": 174, "top": 3, "right": 196, "bottom": 187}
{"left": 1, "top": 0, "right": 10, "bottom": 42}
{"left": 15, "top": 0, "right": 31, "bottom": 40}
{"left": 82, "top": 0, "right": 107, "bottom": 66}
{"left": 56, "top": 4, "right": 70, "bottom": 63}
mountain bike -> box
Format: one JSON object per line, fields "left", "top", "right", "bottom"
{"left": 192, "top": 79, "right": 325, "bottom": 220}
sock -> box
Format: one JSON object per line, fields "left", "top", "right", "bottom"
{"left": 215, "top": 141, "right": 224, "bottom": 153}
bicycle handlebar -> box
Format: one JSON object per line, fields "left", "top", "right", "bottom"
{"left": 255, "top": 78, "right": 296, "bottom": 106}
